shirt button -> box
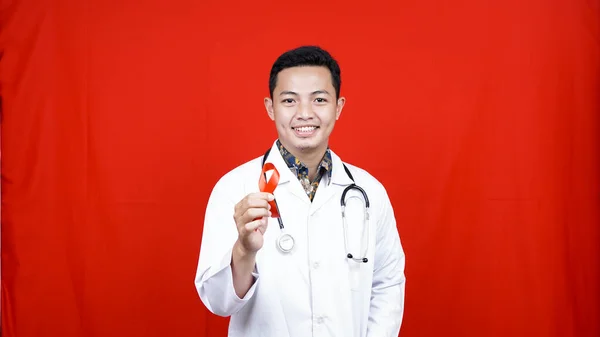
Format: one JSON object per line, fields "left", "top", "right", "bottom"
{"left": 316, "top": 316, "right": 324, "bottom": 324}
{"left": 312, "top": 261, "right": 320, "bottom": 269}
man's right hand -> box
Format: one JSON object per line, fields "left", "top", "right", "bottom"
{"left": 233, "top": 192, "right": 274, "bottom": 254}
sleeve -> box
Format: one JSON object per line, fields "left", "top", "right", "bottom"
{"left": 367, "top": 186, "right": 406, "bottom": 337}
{"left": 194, "top": 176, "right": 260, "bottom": 317}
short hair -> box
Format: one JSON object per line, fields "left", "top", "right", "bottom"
{"left": 269, "top": 45, "right": 341, "bottom": 99}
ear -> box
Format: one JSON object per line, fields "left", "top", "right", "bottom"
{"left": 264, "top": 97, "right": 275, "bottom": 121}
{"left": 335, "top": 97, "right": 346, "bottom": 120}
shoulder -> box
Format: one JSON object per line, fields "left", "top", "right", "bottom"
{"left": 332, "top": 153, "right": 392, "bottom": 212}
{"left": 332, "top": 150, "right": 387, "bottom": 193}
{"left": 344, "top": 162, "right": 389, "bottom": 196}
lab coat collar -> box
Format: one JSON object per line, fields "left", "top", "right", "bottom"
{"left": 329, "top": 150, "right": 355, "bottom": 186}
{"left": 308, "top": 149, "right": 355, "bottom": 215}
{"left": 262, "top": 140, "right": 308, "bottom": 203}
{"left": 262, "top": 140, "right": 294, "bottom": 185}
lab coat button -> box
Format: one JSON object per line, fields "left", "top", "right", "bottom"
{"left": 315, "top": 316, "right": 324, "bottom": 324}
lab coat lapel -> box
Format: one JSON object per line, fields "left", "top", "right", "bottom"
{"left": 310, "top": 150, "right": 354, "bottom": 215}
{"left": 263, "top": 141, "right": 311, "bottom": 204}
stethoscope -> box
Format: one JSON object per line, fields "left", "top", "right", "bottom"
{"left": 261, "top": 148, "right": 371, "bottom": 263}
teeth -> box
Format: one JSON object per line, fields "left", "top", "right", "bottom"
{"left": 295, "top": 126, "right": 316, "bottom": 133}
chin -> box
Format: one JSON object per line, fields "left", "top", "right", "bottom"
{"left": 296, "top": 145, "right": 314, "bottom": 152}
{"left": 294, "top": 139, "right": 320, "bottom": 151}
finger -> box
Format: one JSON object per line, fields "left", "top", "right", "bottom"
{"left": 261, "top": 192, "right": 275, "bottom": 201}
{"left": 250, "top": 192, "right": 275, "bottom": 201}
{"left": 243, "top": 208, "right": 271, "bottom": 222}
{"left": 234, "top": 208, "right": 269, "bottom": 231}
{"left": 235, "top": 194, "right": 273, "bottom": 225}
{"left": 244, "top": 197, "right": 270, "bottom": 210}
{"left": 244, "top": 218, "right": 266, "bottom": 233}
{"left": 235, "top": 193, "right": 265, "bottom": 210}
{"left": 256, "top": 219, "right": 268, "bottom": 234}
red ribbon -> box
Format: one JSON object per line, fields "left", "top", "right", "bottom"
{"left": 258, "top": 162, "right": 280, "bottom": 218}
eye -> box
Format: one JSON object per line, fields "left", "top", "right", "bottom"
{"left": 281, "top": 98, "right": 295, "bottom": 104}
{"left": 315, "top": 98, "right": 328, "bottom": 103}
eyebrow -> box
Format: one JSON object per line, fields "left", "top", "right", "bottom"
{"left": 279, "top": 90, "right": 331, "bottom": 96}
{"left": 311, "top": 90, "right": 331, "bottom": 96}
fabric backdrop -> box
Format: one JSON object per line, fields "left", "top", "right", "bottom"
{"left": 1, "top": 0, "right": 598, "bottom": 336}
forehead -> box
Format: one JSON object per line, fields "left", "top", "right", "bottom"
{"left": 274, "top": 66, "right": 334, "bottom": 92}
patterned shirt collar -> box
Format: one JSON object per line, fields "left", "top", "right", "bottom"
{"left": 276, "top": 140, "right": 333, "bottom": 202}
{"left": 276, "top": 139, "right": 333, "bottom": 179}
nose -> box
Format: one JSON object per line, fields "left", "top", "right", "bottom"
{"left": 298, "top": 101, "right": 313, "bottom": 119}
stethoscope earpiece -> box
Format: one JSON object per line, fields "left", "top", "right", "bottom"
{"left": 346, "top": 253, "right": 369, "bottom": 264}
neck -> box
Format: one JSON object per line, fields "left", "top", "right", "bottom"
{"left": 298, "top": 148, "right": 325, "bottom": 168}
{"left": 300, "top": 150, "right": 325, "bottom": 181}
{"left": 282, "top": 141, "right": 327, "bottom": 181}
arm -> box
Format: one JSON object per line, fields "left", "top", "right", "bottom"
{"left": 231, "top": 239, "right": 258, "bottom": 298}
{"left": 367, "top": 188, "right": 406, "bottom": 336}
{"left": 194, "top": 179, "right": 259, "bottom": 317}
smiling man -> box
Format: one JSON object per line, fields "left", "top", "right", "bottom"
{"left": 195, "top": 46, "right": 406, "bottom": 337}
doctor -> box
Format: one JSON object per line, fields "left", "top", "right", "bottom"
{"left": 195, "top": 45, "right": 406, "bottom": 337}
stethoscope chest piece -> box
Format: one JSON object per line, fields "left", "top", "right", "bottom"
{"left": 277, "top": 233, "right": 295, "bottom": 253}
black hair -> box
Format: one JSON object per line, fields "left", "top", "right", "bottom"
{"left": 268, "top": 45, "right": 341, "bottom": 99}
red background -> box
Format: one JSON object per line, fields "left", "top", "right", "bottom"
{"left": 1, "top": 0, "right": 599, "bottom": 336}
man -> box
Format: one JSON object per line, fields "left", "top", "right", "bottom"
{"left": 195, "top": 45, "right": 406, "bottom": 337}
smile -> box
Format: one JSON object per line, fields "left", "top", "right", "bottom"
{"left": 293, "top": 126, "right": 319, "bottom": 133}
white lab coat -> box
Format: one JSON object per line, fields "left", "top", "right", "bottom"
{"left": 195, "top": 140, "right": 406, "bottom": 337}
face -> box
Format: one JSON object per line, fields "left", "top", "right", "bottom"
{"left": 264, "top": 66, "right": 345, "bottom": 157}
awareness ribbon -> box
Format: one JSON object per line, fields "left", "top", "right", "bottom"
{"left": 258, "top": 162, "right": 280, "bottom": 218}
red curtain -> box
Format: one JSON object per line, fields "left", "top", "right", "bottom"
{"left": 1, "top": 0, "right": 598, "bottom": 336}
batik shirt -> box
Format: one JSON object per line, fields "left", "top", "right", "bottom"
{"left": 276, "top": 140, "right": 332, "bottom": 202}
